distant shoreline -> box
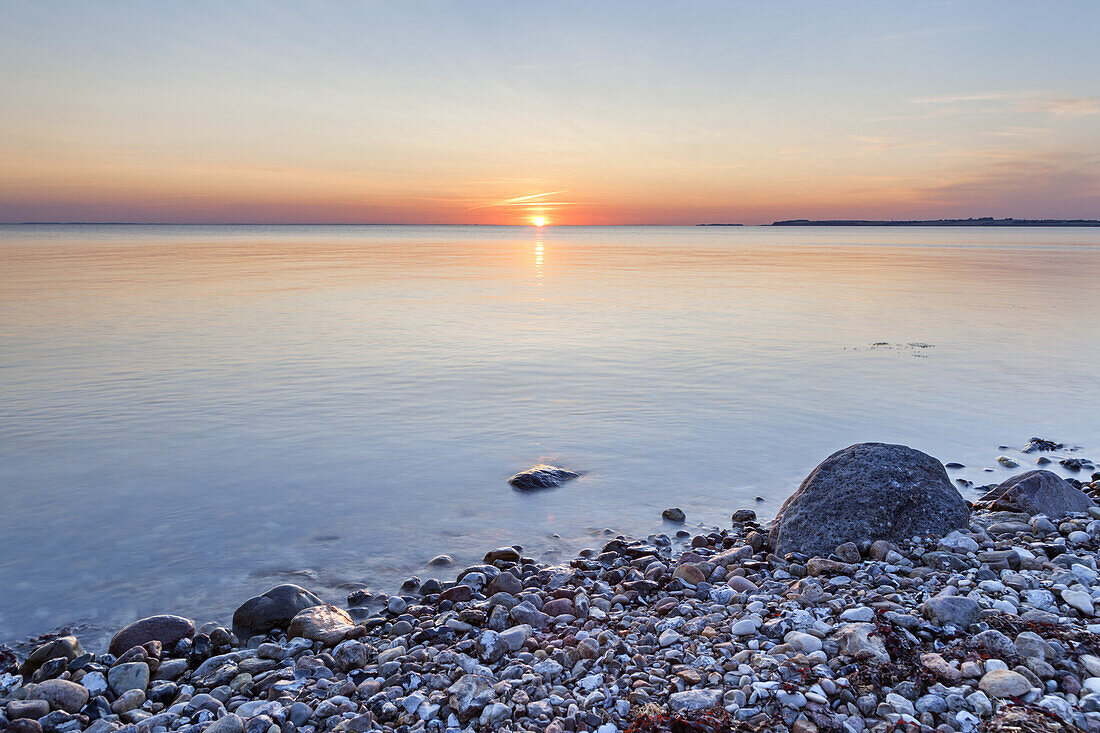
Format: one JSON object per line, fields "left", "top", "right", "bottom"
{"left": 770, "top": 218, "right": 1100, "bottom": 227}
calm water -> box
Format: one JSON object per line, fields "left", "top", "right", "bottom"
{"left": 2, "top": 224, "right": 1099, "bottom": 647}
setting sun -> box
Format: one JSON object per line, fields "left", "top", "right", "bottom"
{"left": 531, "top": 217, "right": 547, "bottom": 227}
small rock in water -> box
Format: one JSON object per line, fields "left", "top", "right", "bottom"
{"left": 427, "top": 554, "right": 454, "bottom": 567}
{"left": 731, "top": 508, "right": 756, "bottom": 523}
{"left": 945, "top": 462, "right": 965, "bottom": 469}
{"left": 1022, "top": 436, "right": 1064, "bottom": 453}
{"left": 997, "top": 455, "right": 1020, "bottom": 467}
{"left": 484, "top": 546, "right": 521, "bottom": 563}
{"left": 661, "top": 507, "right": 686, "bottom": 522}
{"left": 508, "top": 464, "right": 581, "bottom": 490}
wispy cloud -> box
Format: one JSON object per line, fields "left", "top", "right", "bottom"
{"left": 1023, "top": 97, "right": 1100, "bottom": 116}
{"left": 870, "top": 26, "right": 985, "bottom": 43}
{"left": 978, "top": 126, "right": 1053, "bottom": 140}
{"left": 916, "top": 151, "right": 1100, "bottom": 209}
{"left": 909, "top": 92, "right": 1016, "bottom": 105}
{"left": 465, "top": 190, "right": 576, "bottom": 211}
{"left": 850, "top": 135, "right": 919, "bottom": 155}
{"left": 910, "top": 91, "right": 1100, "bottom": 117}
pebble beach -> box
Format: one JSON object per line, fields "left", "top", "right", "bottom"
{"left": 4, "top": 443, "right": 1100, "bottom": 733}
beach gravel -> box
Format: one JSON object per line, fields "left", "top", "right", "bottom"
{"left": 6, "top": 443, "right": 1100, "bottom": 732}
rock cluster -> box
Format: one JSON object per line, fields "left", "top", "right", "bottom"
{"left": 4, "top": 451, "right": 1100, "bottom": 733}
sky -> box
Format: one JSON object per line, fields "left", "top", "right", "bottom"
{"left": 1, "top": 1, "right": 1099, "bottom": 225}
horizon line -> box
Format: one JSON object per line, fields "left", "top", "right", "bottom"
{"left": 6, "top": 217, "right": 1100, "bottom": 227}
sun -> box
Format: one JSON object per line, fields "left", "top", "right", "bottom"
{"left": 531, "top": 216, "right": 547, "bottom": 227}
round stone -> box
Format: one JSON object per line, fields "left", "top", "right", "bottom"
{"left": 979, "top": 669, "right": 1032, "bottom": 698}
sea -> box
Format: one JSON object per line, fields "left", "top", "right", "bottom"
{"left": 2, "top": 224, "right": 1098, "bottom": 647}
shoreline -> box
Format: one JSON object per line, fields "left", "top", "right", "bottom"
{"left": 4, "top": 447, "right": 1100, "bottom": 733}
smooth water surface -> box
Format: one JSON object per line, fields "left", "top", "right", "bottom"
{"left": 2, "top": 224, "right": 1099, "bottom": 646}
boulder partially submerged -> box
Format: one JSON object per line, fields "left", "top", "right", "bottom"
{"left": 508, "top": 464, "right": 580, "bottom": 491}
{"left": 976, "top": 469, "right": 1094, "bottom": 518}
{"left": 769, "top": 442, "right": 969, "bottom": 557}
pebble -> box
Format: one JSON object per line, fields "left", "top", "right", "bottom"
{"left": 979, "top": 669, "right": 1033, "bottom": 698}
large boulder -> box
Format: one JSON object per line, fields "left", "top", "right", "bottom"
{"left": 976, "top": 470, "right": 1094, "bottom": 518}
{"left": 232, "top": 584, "right": 324, "bottom": 638}
{"left": 508, "top": 465, "right": 580, "bottom": 491}
{"left": 109, "top": 615, "right": 194, "bottom": 656}
{"left": 769, "top": 443, "right": 969, "bottom": 557}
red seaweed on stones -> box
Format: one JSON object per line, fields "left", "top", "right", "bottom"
{"left": 980, "top": 702, "right": 1087, "bottom": 733}
{"left": 626, "top": 706, "right": 743, "bottom": 733}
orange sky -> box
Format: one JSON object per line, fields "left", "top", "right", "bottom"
{"left": 2, "top": 2, "right": 1099, "bottom": 224}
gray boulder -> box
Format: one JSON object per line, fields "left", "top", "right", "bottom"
{"left": 508, "top": 465, "right": 580, "bottom": 490}
{"left": 769, "top": 443, "right": 969, "bottom": 557}
{"left": 232, "top": 584, "right": 324, "bottom": 638}
{"left": 922, "top": 595, "right": 981, "bottom": 628}
{"left": 977, "top": 470, "right": 1094, "bottom": 518}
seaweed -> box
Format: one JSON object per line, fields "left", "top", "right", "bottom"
{"left": 985, "top": 615, "right": 1100, "bottom": 658}
{"left": 626, "top": 706, "right": 745, "bottom": 733}
{"left": 848, "top": 611, "right": 935, "bottom": 692}
{"left": 980, "top": 702, "right": 1085, "bottom": 733}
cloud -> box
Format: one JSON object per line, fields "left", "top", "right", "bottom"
{"left": 909, "top": 92, "right": 1016, "bottom": 105}
{"left": 849, "top": 135, "right": 921, "bottom": 155}
{"left": 870, "top": 26, "right": 986, "bottom": 43}
{"left": 465, "top": 190, "right": 580, "bottom": 212}
{"left": 978, "top": 126, "right": 1053, "bottom": 140}
{"left": 910, "top": 91, "right": 1100, "bottom": 117}
{"left": 1023, "top": 97, "right": 1100, "bottom": 116}
{"left": 465, "top": 190, "right": 568, "bottom": 211}
{"left": 915, "top": 152, "right": 1100, "bottom": 213}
